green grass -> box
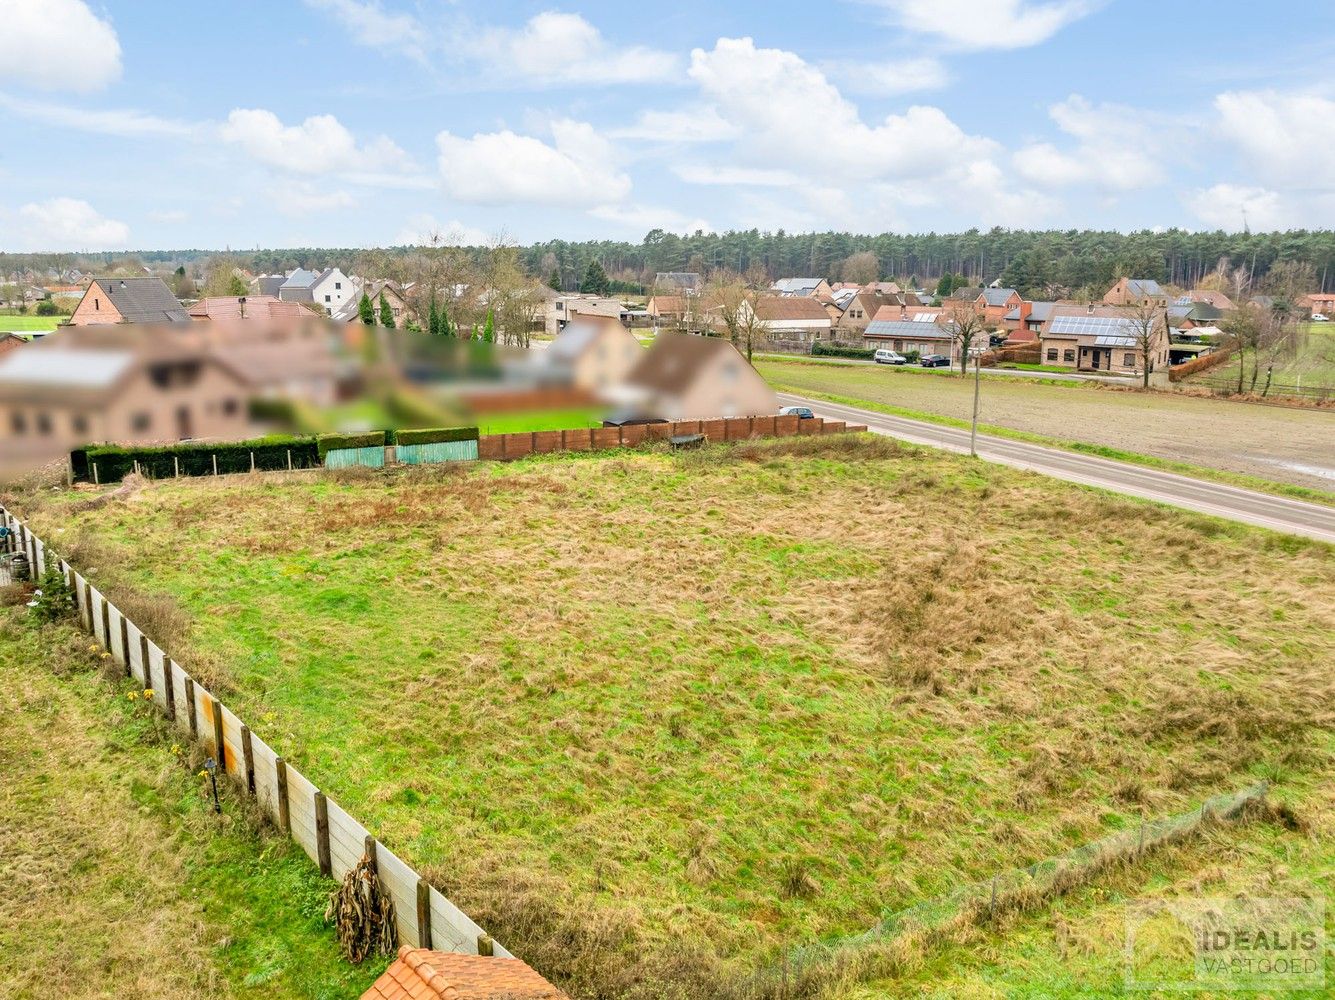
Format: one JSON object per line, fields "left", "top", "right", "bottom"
{"left": 476, "top": 407, "right": 603, "bottom": 434}
{"left": 0, "top": 604, "right": 381, "bottom": 999}
{"left": 756, "top": 360, "right": 1335, "bottom": 507}
{"left": 25, "top": 437, "right": 1335, "bottom": 997}
{"left": 0, "top": 315, "right": 63, "bottom": 332}
{"left": 1189, "top": 322, "right": 1335, "bottom": 391}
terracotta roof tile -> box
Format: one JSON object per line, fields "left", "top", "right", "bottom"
{"left": 363, "top": 948, "right": 568, "bottom": 1000}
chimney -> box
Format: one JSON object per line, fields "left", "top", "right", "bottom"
{"left": 1087, "top": 302, "right": 1095, "bottom": 315}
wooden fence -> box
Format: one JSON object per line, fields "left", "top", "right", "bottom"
{"left": 0, "top": 506, "right": 510, "bottom": 962}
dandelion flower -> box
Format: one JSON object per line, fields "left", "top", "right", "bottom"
{"left": 143, "top": 689, "right": 154, "bottom": 699}
{"left": 171, "top": 744, "right": 181, "bottom": 755}
{"left": 126, "top": 692, "right": 138, "bottom": 701}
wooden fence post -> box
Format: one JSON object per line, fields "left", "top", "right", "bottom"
{"left": 184, "top": 676, "right": 198, "bottom": 736}
{"left": 240, "top": 725, "right": 255, "bottom": 794}
{"left": 364, "top": 834, "right": 377, "bottom": 871}
{"left": 100, "top": 596, "right": 110, "bottom": 654}
{"left": 477, "top": 933, "right": 494, "bottom": 957}
{"left": 162, "top": 656, "right": 176, "bottom": 722}
{"left": 212, "top": 454, "right": 218, "bottom": 476}
{"left": 314, "top": 791, "right": 332, "bottom": 877}
{"left": 119, "top": 614, "right": 130, "bottom": 678}
{"left": 416, "top": 879, "right": 433, "bottom": 950}
{"left": 82, "top": 579, "right": 92, "bottom": 633}
{"left": 211, "top": 699, "right": 225, "bottom": 772}
{"left": 275, "top": 756, "right": 290, "bottom": 833}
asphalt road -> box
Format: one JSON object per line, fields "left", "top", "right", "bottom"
{"left": 757, "top": 354, "right": 1137, "bottom": 384}
{"left": 779, "top": 392, "right": 1335, "bottom": 543}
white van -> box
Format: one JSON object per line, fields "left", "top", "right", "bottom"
{"left": 874, "top": 348, "right": 907, "bottom": 365}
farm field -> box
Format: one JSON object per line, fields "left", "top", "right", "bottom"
{"left": 1188, "top": 322, "right": 1335, "bottom": 395}
{"left": 0, "top": 604, "right": 377, "bottom": 999}
{"left": 0, "top": 314, "right": 62, "bottom": 332}
{"left": 757, "top": 358, "right": 1335, "bottom": 492}
{"left": 21, "top": 438, "right": 1335, "bottom": 998}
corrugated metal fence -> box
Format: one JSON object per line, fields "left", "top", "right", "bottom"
{"left": 0, "top": 505, "right": 509, "bottom": 961}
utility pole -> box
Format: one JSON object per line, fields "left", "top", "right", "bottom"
{"left": 970, "top": 347, "right": 983, "bottom": 457}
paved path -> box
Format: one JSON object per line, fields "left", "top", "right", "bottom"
{"left": 779, "top": 393, "right": 1335, "bottom": 543}
{"left": 758, "top": 354, "right": 1136, "bottom": 384}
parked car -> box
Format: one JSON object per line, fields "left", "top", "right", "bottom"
{"left": 1312, "top": 313, "right": 1329, "bottom": 322}
{"left": 779, "top": 405, "right": 815, "bottom": 420}
{"left": 919, "top": 354, "right": 950, "bottom": 368}
{"left": 874, "top": 348, "right": 907, "bottom": 365}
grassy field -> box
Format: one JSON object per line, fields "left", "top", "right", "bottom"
{"left": 0, "top": 604, "right": 380, "bottom": 999}
{"left": 757, "top": 357, "right": 1335, "bottom": 495}
{"left": 1189, "top": 322, "right": 1335, "bottom": 392}
{"left": 19, "top": 437, "right": 1334, "bottom": 997}
{"left": 476, "top": 407, "right": 604, "bottom": 434}
{"left": 0, "top": 314, "right": 62, "bottom": 332}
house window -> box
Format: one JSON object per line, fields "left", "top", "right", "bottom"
{"left": 72, "top": 415, "right": 88, "bottom": 435}
{"left": 35, "top": 413, "right": 52, "bottom": 436}
{"left": 132, "top": 413, "right": 151, "bottom": 432}
{"left": 222, "top": 399, "right": 239, "bottom": 416}
{"left": 335, "top": 282, "right": 341, "bottom": 290}
{"left": 325, "top": 294, "right": 331, "bottom": 303}
{"left": 1123, "top": 353, "right": 1135, "bottom": 366}
{"left": 10, "top": 412, "right": 26, "bottom": 435}
{"left": 1063, "top": 349, "right": 1075, "bottom": 362}
{"left": 94, "top": 298, "right": 100, "bottom": 310}
{"left": 1046, "top": 348, "right": 1058, "bottom": 361}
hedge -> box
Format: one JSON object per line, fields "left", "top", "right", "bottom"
{"left": 392, "top": 426, "right": 479, "bottom": 446}
{"left": 316, "top": 430, "right": 386, "bottom": 458}
{"left": 812, "top": 342, "right": 876, "bottom": 360}
{"left": 77, "top": 435, "right": 320, "bottom": 483}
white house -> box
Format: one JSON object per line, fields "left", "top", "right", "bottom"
{"left": 277, "top": 267, "right": 354, "bottom": 316}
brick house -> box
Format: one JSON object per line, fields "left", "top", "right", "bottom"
{"left": 187, "top": 295, "right": 308, "bottom": 322}
{"left": 1103, "top": 277, "right": 1168, "bottom": 308}
{"left": 863, "top": 306, "right": 959, "bottom": 361}
{"left": 1002, "top": 301, "right": 1055, "bottom": 342}
{"left": 751, "top": 295, "right": 832, "bottom": 344}
{"left": 835, "top": 290, "right": 896, "bottom": 336}
{"left": 622, "top": 332, "right": 777, "bottom": 421}
{"left": 1038, "top": 305, "right": 1170, "bottom": 374}
{"left": 68, "top": 276, "right": 189, "bottom": 325}
{"left": 770, "top": 277, "right": 833, "bottom": 299}
{"left": 543, "top": 316, "right": 644, "bottom": 392}
{"left": 974, "top": 288, "right": 1022, "bottom": 326}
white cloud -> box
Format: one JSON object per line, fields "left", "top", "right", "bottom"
{"left": 1215, "top": 90, "right": 1335, "bottom": 189}
{"left": 148, "top": 209, "right": 189, "bottom": 224}
{"left": 0, "top": 91, "right": 197, "bottom": 138}
{"left": 674, "top": 164, "right": 801, "bottom": 187}
{"left": 473, "top": 12, "right": 679, "bottom": 86}
{"left": 1013, "top": 95, "right": 1166, "bottom": 190}
{"left": 12, "top": 198, "right": 128, "bottom": 250}
{"left": 303, "top": 0, "right": 427, "bottom": 62}
{"left": 589, "top": 203, "right": 710, "bottom": 234}
{"left": 393, "top": 215, "right": 492, "bottom": 247}
{"left": 0, "top": 0, "right": 122, "bottom": 92}
{"left": 436, "top": 119, "right": 631, "bottom": 207}
{"left": 220, "top": 108, "right": 414, "bottom": 176}
{"left": 1186, "top": 183, "right": 1290, "bottom": 231}
{"left": 867, "top": 0, "right": 1102, "bottom": 50}
{"left": 273, "top": 181, "right": 355, "bottom": 217}
{"left": 834, "top": 57, "right": 950, "bottom": 95}
{"left": 611, "top": 107, "right": 738, "bottom": 143}
{"left": 689, "top": 38, "right": 997, "bottom": 183}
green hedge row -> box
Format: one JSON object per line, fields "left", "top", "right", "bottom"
{"left": 392, "top": 426, "right": 479, "bottom": 446}
{"left": 812, "top": 342, "right": 876, "bottom": 360}
{"left": 316, "top": 431, "right": 385, "bottom": 458}
{"left": 75, "top": 435, "right": 320, "bottom": 483}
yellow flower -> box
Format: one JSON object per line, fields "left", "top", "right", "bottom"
{"left": 101, "top": 652, "right": 111, "bottom": 659}
{"left": 143, "top": 689, "right": 154, "bottom": 699}
{"left": 198, "top": 770, "right": 207, "bottom": 778}
{"left": 126, "top": 691, "right": 138, "bottom": 701}
{"left": 170, "top": 744, "right": 181, "bottom": 755}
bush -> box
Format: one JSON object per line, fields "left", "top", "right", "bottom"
{"left": 31, "top": 567, "right": 76, "bottom": 623}
{"left": 812, "top": 342, "right": 876, "bottom": 360}
{"left": 316, "top": 431, "right": 385, "bottom": 458}
{"left": 35, "top": 300, "right": 59, "bottom": 316}
{"left": 905, "top": 349, "right": 921, "bottom": 363}
{"left": 78, "top": 435, "right": 319, "bottom": 482}
{"left": 393, "top": 426, "right": 479, "bottom": 446}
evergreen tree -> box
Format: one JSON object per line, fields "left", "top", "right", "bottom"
{"left": 548, "top": 268, "right": 562, "bottom": 291}
{"left": 428, "top": 297, "right": 441, "bottom": 336}
{"left": 580, "top": 259, "right": 611, "bottom": 296}
{"left": 358, "top": 291, "right": 375, "bottom": 325}
{"left": 378, "top": 291, "right": 394, "bottom": 328}
{"left": 226, "top": 273, "right": 247, "bottom": 296}
{"left": 482, "top": 309, "right": 495, "bottom": 343}
{"left": 440, "top": 302, "right": 452, "bottom": 337}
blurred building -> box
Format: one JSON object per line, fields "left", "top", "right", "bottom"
{"left": 542, "top": 316, "right": 644, "bottom": 392}
{"left": 619, "top": 333, "right": 777, "bottom": 420}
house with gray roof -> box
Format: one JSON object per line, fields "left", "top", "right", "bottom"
{"left": 771, "top": 277, "right": 832, "bottom": 299}
{"left": 1103, "top": 277, "right": 1168, "bottom": 307}
{"left": 277, "top": 266, "right": 353, "bottom": 315}
{"left": 67, "top": 277, "right": 189, "bottom": 326}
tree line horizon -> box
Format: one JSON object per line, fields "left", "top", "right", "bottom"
{"left": 5, "top": 225, "right": 1335, "bottom": 295}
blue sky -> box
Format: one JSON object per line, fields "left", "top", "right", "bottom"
{"left": 2, "top": 0, "right": 1334, "bottom": 251}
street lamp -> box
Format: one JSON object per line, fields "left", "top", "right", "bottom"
{"left": 969, "top": 346, "right": 986, "bottom": 457}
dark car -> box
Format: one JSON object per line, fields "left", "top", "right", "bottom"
{"left": 919, "top": 354, "right": 950, "bottom": 368}
{"left": 778, "top": 405, "right": 815, "bottom": 419}
{"left": 602, "top": 413, "right": 670, "bottom": 427}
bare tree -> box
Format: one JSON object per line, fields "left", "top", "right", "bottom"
{"left": 1253, "top": 310, "right": 1297, "bottom": 396}
{"left": 735, "top": 293, "right": 770, "bottom": 363}
{"left": 1125, "top": 299, "right": 1168, "bottom": 389}
{"left": 1222, "top": 303, "right": 1263, "bottom": 394}
{"left": 839, "top": 250, "right": 880, "bottom": 286}
{"left": 945, "top": 301, "right": 987, "bottom": 375}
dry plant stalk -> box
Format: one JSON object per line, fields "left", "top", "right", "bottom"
{"left": 327, "top": 852, "right": 398, "bottom": 964}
